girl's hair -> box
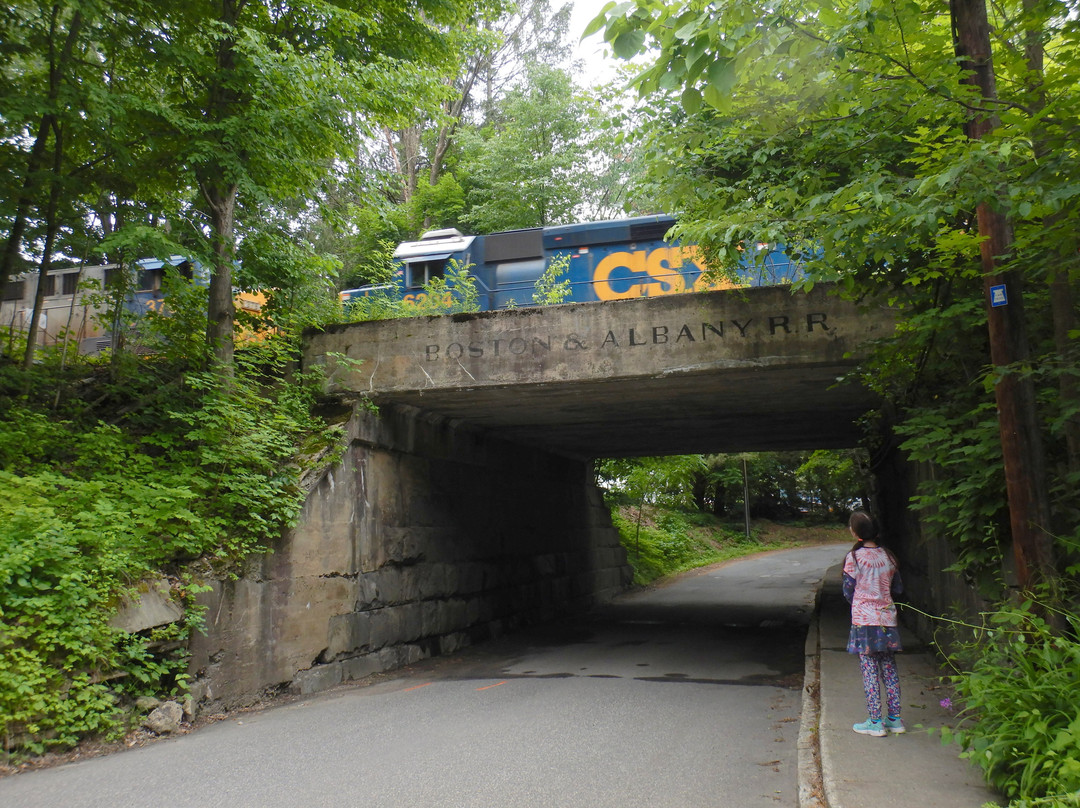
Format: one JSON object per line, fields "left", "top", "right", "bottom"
{"left": 849, "top": 509, "right": 879, "bottom": 542}
{"left": 848, "top": 508, "right": 899, "bottom": 566}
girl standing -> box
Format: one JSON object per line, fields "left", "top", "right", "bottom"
{"left": 843, "top": 509, "right": 905, "bottom": 737}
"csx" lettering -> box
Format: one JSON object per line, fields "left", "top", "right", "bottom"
{"left": 591, "top": 246, "right": 734, "bottom": 301}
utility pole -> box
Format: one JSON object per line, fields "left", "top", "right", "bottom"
{"left": 742, "top": 457, "right": 751, "bottom": 539}
{"left": 950, "top": 0, "right": 1054, "bottom": 590}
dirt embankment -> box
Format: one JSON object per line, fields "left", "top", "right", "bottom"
{"left": 751, "top": 519, "right": 850, "bottom": 546}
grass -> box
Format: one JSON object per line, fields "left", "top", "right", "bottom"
{"left": 611, "top": 504, "right": 848, "bottom": 587}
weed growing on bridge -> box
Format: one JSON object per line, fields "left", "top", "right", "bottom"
{"left": 344, "top": 261, "right": 480, "bottom": 321}
{"left": 532, "top": 253, "right": 572, "bottom": 306}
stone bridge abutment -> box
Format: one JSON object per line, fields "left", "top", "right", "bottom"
{"left": 188, "top": 404, "right": 630, "bottom": 712}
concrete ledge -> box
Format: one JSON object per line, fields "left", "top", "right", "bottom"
{"left": 798, "top": 575, "right": 829, "bottom": 808}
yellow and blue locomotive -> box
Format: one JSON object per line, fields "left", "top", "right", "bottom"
{"left": 341, "top": 215, "right": 803, "bottom": 311}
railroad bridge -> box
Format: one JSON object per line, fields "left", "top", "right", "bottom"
{"left": 306, "top": 283, "right": 893, "bottom": 456}
{"left": 187, "top": 284, "right": 899, "bottom": 713}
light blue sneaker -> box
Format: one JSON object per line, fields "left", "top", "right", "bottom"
{"left": 852, "top": 718, "right": 887, "bottom": 737}
{"left": 883, "top": 716, "right": 906, "bottom": 734}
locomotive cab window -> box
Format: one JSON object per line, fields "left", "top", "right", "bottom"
{"left": 137, "top": 268, "right": 162, "bottom": 292}
{"left": 406, "top": 258, "right": 447, "bottom": 290}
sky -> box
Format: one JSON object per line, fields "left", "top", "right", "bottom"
{"left": 568, "top": 0, "right": 620, "bottom": 84}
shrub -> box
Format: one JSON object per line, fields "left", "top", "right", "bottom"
{"left": 944, "top": 601, "right": 1080, "bottom": 806}
{"left": 0, "top": 349, "right": 337, "bottom": 754}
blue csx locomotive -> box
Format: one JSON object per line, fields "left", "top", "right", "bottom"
{"left": 340, "top": 214, "right": 804, "bottom": 312}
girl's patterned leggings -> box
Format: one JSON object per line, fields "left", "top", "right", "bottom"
{"left": 859, "top": 652, "right": 901, "bottom": 721}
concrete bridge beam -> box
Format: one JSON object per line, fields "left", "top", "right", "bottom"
{"left": 304, "top": 283, "right": 895, "bottom": 457}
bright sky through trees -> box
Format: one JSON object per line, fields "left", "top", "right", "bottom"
{"left": 569, "top": 0, "right": 617, "bottom": 84}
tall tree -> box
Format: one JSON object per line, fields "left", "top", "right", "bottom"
{"left": 142, "top": 0, "right": 476, "bottom": 371}
{"left": 459, "top": 61, "right": 598, "bottom": 231}
{"left": 1, "top": 0, "right": 480, "bottom": 369}
{"left": 0, "top": 2, "right": 91, "bottom": 361}
{"left": 381, "top": 0, "right": 572, "bottom": 208}
{"left": 951, "top": 0, "right": 1053, "bottom": 588}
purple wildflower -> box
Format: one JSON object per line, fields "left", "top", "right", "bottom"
{"left": 939, "top": 697, "right": 953, "bottom": 712}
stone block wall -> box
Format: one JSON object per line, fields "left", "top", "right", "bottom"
{"left": 187, "top": 403, "right": 632, "bottom": 712}
{"left": 875, "top": 446, "right": 991, "bottom": 651}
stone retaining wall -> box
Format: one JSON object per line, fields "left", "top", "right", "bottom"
{"left": 875, "top": 446, "right": 991, "bottom": 651}
{"left": 187, "top": 403, "right": 631, "bottom": 712}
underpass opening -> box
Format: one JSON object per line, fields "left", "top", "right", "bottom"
{"left": 595, "top": 448, "right": 868, "bottom": 591}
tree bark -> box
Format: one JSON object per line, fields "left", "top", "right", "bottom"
{"left": 1021, "top": 0, "right": 1080, "bottom": 476}
{"left": 1, "top": 116, "right": 52, "bottom": 296}
{"left": 199, "top": 0, "right": 245, "bottom": 373}
{"left": 23, "top": 121, "right": 65, "bottom": 369}
{"left": 1049, "top": 252, "right": 1080, "bottom": 474}
{"left": 202, "top": 183, "right": 238, "bottom": 372}
{"left": 951, "top": 0, "right": 1055, "bottom": 589}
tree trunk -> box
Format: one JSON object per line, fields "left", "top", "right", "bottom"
{"left": 199, "top": 0, "right": 244, "bottom": 374}
{"left": 951, "top": 0, "right": 1055, "bottom": 589}
{"left": 1, "top": 116, "right": 51, "bottom": 296}
{"left": 712, "top": 481, "right": 726, "bottom": 516}
{"left": 1021, "top": 0, "right": 1080, "bottom": 476}
{"left": 386, "top": 126, "right": 422, "bottom": 203}
{"left": 23, "top": 121, "right": 65, "bottom": 370}
{"left": 1049, "top": 253, "right": 1080, "bottom": 474}
{"left": 691, "top": 472, "right": 707, "bottom": 512}
{"left": 204, "top": 184, "right": 238, "bottom": 373}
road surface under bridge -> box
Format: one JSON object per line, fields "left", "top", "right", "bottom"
{"left": 304, "top": 283, "right": 895, "bottom": 457}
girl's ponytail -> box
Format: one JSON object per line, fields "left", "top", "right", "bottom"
{"left": 848, "top": 509, "right": 878, "bottom": 553}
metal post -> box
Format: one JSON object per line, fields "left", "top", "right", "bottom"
{"left": 742, "top": 457, "right": 751, "bottom": 538}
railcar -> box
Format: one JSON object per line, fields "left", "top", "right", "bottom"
{"left": 1, "top": 255, "right": 268, "bottom": 354}
{"left": 340, "top": 214, "right": 804, "bottom": 311}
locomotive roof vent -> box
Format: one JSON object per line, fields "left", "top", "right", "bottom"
{"left": 394, "top": 228, "right": 474, "bottom": 261}
{"left": 420, "top": 228, "right": 465, "bottom": 241}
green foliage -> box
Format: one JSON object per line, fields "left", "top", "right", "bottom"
{"left": 532, "top": 253, "right": 572, "bottom": 305}
{"left": 409, "top": 173, "right": 467, "bottom": 233}
{"left": 898, "top": 399, "right": 1010, "bottom": 592}
{"left": 796, "top": 450, "right": 865, "bottom": 514}
{"left": 599, "top": 451, "right": 862, "bottom": 585}
{"left": 331, "top": 209, "right": 413, "bottom": 291}
{"left": 598, "top": 451, "right": 867, "bottom": 519}
{"left": 0, "top": 336, "right": 338, "bottom": 754}
{"left": 0, "top": 0, "right": 481, "bottom": 367}
{"left": 0, "top": 458, "right": 217, "bottom": 750}
{"left": 458, "top": 61, "right": 600, "bottom": 232}
{"left": 610, "top": 505, "right": 764, "bottom": 586}
{"left": 344, "top": 260, "right": 481, "bottom": 321}
{"left": 598, "top": 455, "right": 708, "bottom": 510}
{"left": 944, "top": 601, "right": 1080, "bottom": 806}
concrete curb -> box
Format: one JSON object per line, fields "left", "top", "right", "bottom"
{"left": 797, "top": 575, "right": 829, "bottom": 808}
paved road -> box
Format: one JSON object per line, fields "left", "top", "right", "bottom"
{"left": 1, "top": 543, "right": 848, "bottom": 808}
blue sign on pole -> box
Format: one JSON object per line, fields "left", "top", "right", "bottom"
{"left": 990, "top": 284, "right": 1008, "bottom": 307}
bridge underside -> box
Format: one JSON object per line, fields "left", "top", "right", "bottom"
{"left": 306, "top": 284, "right": 894, "bottom": 459}
{"left": 374, "top": 366, "right": 869, "bottom": 457}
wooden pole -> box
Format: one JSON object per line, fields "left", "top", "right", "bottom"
{"left": 950, "top": 0, "right": 1054, "bottom": 589}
